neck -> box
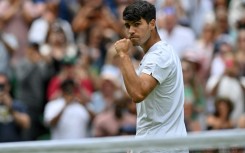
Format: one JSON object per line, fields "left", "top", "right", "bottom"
{"left": 141, "top": 30, "right": 161, "bottom": 53}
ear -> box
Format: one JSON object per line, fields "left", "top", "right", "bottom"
{"left": 149, "top": 19, "right": 156, "bottom": 31}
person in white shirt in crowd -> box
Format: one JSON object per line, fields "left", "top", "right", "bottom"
{"left": 206, "top": 52, "right": 245, "bottom": 124}
{"left": 44, "top": 79, "right": 90, "bottom": 140}
{"left": 157, "top": 2, "right": 195, "bottom": 58}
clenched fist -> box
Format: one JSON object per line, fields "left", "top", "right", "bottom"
{"left": 114, "top": 38, "right": 132, "bottom": 57}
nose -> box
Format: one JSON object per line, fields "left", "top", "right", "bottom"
{"left": 128, "top": 26, "right": 135, "bottom": 35}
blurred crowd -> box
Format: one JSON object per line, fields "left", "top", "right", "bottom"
{"left": 0, "top": 0, "right": 245, "bottom": 144}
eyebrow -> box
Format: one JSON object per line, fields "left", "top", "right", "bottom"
{"left": 124, "top": 20, "right": 141, "bottom": 25}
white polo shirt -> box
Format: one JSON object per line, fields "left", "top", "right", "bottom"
{"left": 136, "top": 41, "right": 187, "bottom": 138}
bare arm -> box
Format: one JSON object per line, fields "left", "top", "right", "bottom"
{"left": 114, "top": 39, "right": 158, "bottom": 103}
{"left": 22, "top": 1, "right": 46, "bottom": 25}
{"left": 48, "top": 105, "right": 66, "bottom": 127}
{"left": 209, "top": 76, "right": 222, "bottom": 96}
{"left": 1, "top": 94, "right": 30, "bottom": 129}
{"left": 72, "top": 6, "right": 93, "bottom": 33}
{"left": 12, "top": 111, "right": 30, "bottom": 129}
{"left": 1, "top": 0, "right": 20, "bottom": 23}
{"left": 0, "top": 36, "right": 15, "bottom": 56}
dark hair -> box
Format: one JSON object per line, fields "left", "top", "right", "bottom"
{"left": 45, "top": 22, "right": 67, "bottom": 43}
{"left": 28, "top": 42, "right": 40, "bottom": 52}
{"left": 236, "top": 18, "right": 245, "bottom": 30}
{"left": 0, "top": 72, "right": 9, "bottom": 92}
{"left": 214, "top": 97, "right": 233, "bottom": 119}
{"left": 46, "top": 2, "right": 59, "bottom": 16}
{"left": 61, "top": 79, "right": 76, "bottom": 95}
{"left": 123, "top": 0, "right": 156, "bottom": 23}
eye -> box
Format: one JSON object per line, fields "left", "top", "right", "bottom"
{"left": 125, "top": 23, "right": 130, "bottom": 29}
{"left": 133, "top": 22, "right": 140, "bottom": 27}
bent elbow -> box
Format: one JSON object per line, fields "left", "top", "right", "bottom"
{"left": 131, "top": 93, "right": 145, "bottom": 103}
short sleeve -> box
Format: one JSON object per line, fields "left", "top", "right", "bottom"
{"left": 141, "top": 51, "right": 173, "bottom": 84}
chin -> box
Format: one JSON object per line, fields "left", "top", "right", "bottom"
{"left": 131, "top": 40, "right": 140, "bottom": 46}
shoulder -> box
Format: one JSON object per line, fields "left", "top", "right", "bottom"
{"left": 149, "top": 41, "right": 174, "bottom": 56}
{"left": 46, "top": 98, "right": 64, "bottom": 107}
{"left": 31, "top": 18, "right": 47, "bottom": 25}
{"left": 145, "top": 41, "right": 175, "bottom": 67}
{"left": 175, "top": 25, "right": 195, "bottom": 37}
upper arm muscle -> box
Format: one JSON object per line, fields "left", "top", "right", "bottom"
{"left": 139, "top": 73, "right": 158, "bottom": 97}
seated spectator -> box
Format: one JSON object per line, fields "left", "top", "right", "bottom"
{"left": 92, "top": 96, "right": 136, "bottom": 137}
{"left": 157, "top": 5, "right": 195, "bottom": 58}
{"left": 44, "top": 79, "right": 91, "bottom": 140}
{"left": 206, "top": 97, "right": 234, "bottom": 130}
{"left": 206, "top": 54, "right": 245, "bottom": 123}
{"left": 0, "top": 73, "right": 30, "bottom": 142}
{"left": 184, "top": 101, "right": 202, "bottom": 132}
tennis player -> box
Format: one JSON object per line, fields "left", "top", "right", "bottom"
{"left": 114, "top": 1, "right": 188, "bottom": 152}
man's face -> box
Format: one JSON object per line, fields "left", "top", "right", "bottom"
{"left": 124, "top": 18, "right": 152, "bottom": 46}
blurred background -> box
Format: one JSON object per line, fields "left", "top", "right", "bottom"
{"left": 0, "top": 0, "right": 244, "bottom": 147}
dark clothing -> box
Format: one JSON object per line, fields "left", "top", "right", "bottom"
{"left": 0, "top": 100, "right": 27, "bottom": 142}
{"left": 14, "top": 59, "right": 52, "bottom": 140}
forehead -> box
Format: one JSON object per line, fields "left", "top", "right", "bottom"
{"left": 124, "top": 18, "right": 146, "bottom": 24}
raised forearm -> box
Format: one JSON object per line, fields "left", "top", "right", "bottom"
{"left": 114, "top": 38, "right": 155, "bottom": 102}
{"left": 72, "top": 17, "right": 89, "bottom": 33}
{"left": 49, "top": 107, "right": 66, "bottom": 127}
{"left": 12, "top": 111, "right": 30, "bottom": 129}
{"left": 210, "top": 78, "right": 222, "bottom": 96}
{"left": 117, "top": 54, "right": 145, "bottom": 102}
{"left": 1, "top": 38, "right": 15, "bottom": 56}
